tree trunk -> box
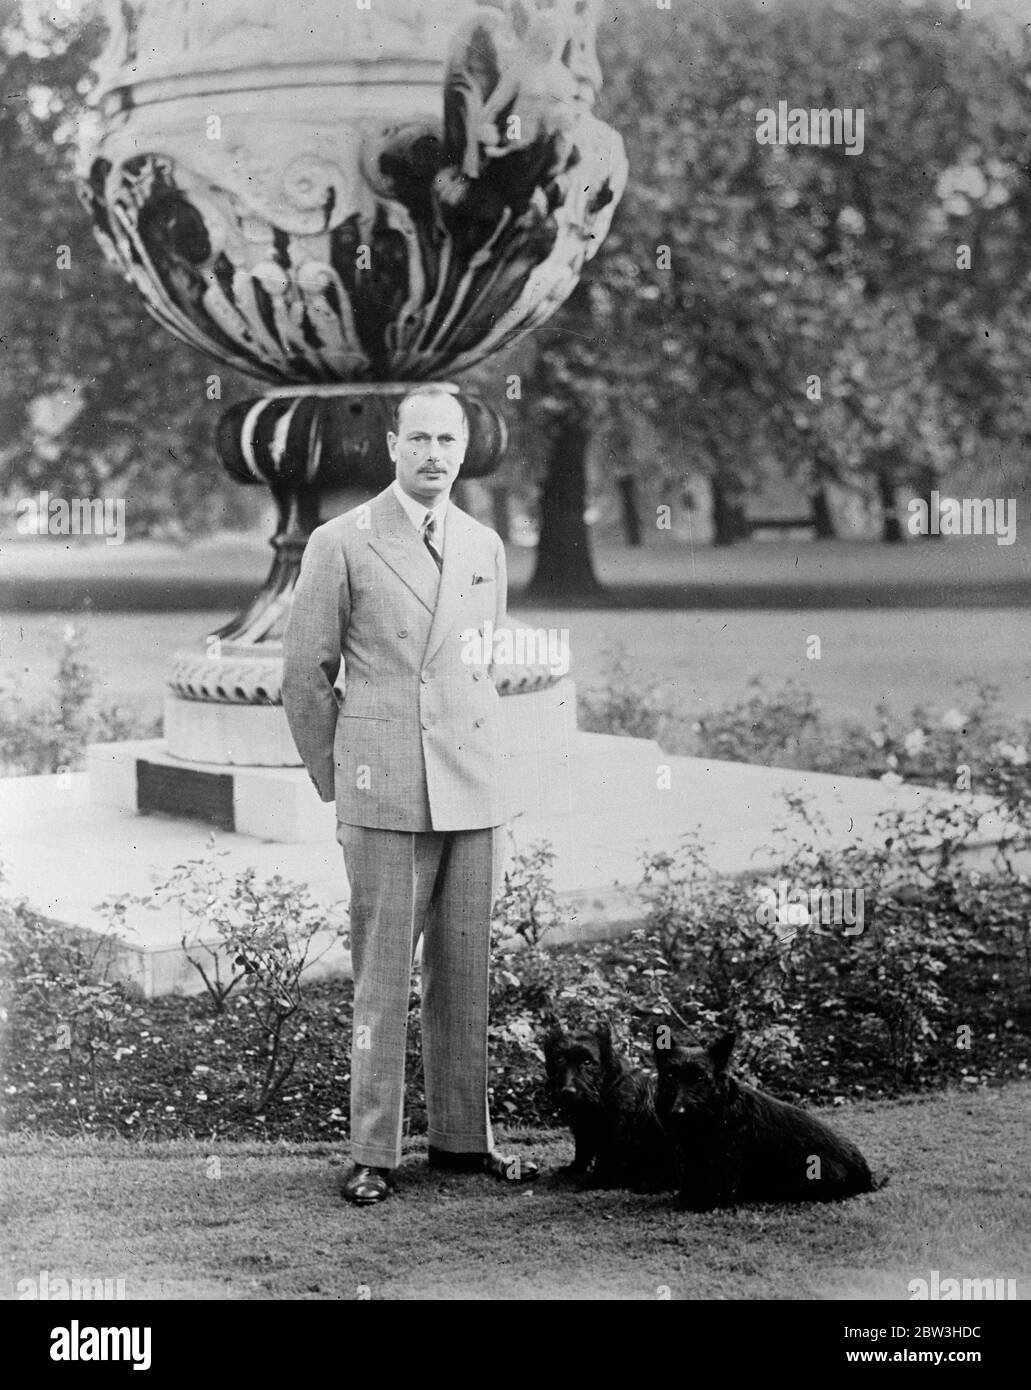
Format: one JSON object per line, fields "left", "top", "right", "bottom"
{"left": 710, "top": 474, "right": 749, "bottom": 546}
{"left": 617, "top": 473, "right": 643, "bottom": 547}
{"left": 527, "top": 405, "right": 604, "bottom": 600}
{"left": 810, "top": 485, "right": 837, "bottom": 539}
{"left": 913, "top": 467, "right": 942, "bottom": 540}
{"left": 876, "top": 469, "right": 904, "bottom": 543}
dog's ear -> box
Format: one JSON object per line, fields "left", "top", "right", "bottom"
{"left": 541, "top": 1006, "right": 562, "bottom": 1037}
{"left": 595, "top": 1018, "right": 615, "bottom": 1064}
{"left": 709, "top": 1032, "right": 736, "bottom": 1073}
{"left": 542, "top": 1020, "right": 565, "bottom": 1047}
{"left": 652, "top": 1021, "right": 676, "bottom": 1064}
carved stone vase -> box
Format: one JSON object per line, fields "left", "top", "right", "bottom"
{"left": 78, "top": 0, "right": 627, "bottom": 768}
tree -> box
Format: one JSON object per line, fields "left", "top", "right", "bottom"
{"left": 6, "top": 0, "right": 1031, "bottom": 564}
{"left": 517, "top": 0, "right": 1031, "bottom": 585}
{"left": 0, "top": 1, "right": 256, "bottom": 537}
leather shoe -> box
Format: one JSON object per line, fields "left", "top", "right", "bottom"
{"left": 427, "top": 1146, "right": 539, "bottom": 1181}
{"left": 341, "top": 1164, "right": 393, "bottom": 1205}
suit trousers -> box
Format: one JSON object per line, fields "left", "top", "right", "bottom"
{"left": 337, "top": 821, "right": 506, "bottom": 1168}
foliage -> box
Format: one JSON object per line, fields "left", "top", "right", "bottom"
{"left": 579, "top": 653, "right": 1031, "bottom": 810}
{"left": 5, "top": 1, "right": 1030, "bottom": 554}
{"left": 577, "top": 647, "right": 667, "bottom": 740}
{"left": 0, "top": 0, "right": 258, "bottom": 535}
{"left": 3, "top": 643, "right": 1030, "bottom": 1134}
{"left": 768, "top": 794, "right": 1027, "bottom": 1086}
{"left": 0, "top": 621, "right": 160, "bottom": 775}
{"left": 0, "top": 880, "right": 140, "bottom": 1116}
{"left": 2, "top": 803, "right": 1030, "bottom": 1139}
{"left": 688, "top": 676, "right": 823, "bottom": 767}
{"left": 489, "top": 799, "right": 1030, "bottom": 1111}
{"left": 147, "top": 850, "right": 345, "bottom": 1114}
{"left": 512, "top": 0, "right": 1031, "bottom": 546}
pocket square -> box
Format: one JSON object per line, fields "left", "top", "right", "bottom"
{"left": 471, "top": 573, "right": 494, "bottom": 586}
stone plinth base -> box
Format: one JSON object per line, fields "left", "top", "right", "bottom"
{"left": 88, "top": 740, "right": 335, "bottom": 842}
{"left": 3, "top": 749, "right": 1015, "bottom": 998}
{"left": 102, "top": 680, "right": 584, "bottom": 836}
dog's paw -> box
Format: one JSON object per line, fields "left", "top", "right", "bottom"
{"left": 629, "top": 1176, "right": 676, "bottom": 1196}
{"left": 552, "top": 1161, "right": 593, "bottom": 1183}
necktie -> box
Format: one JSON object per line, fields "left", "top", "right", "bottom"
{"left": 422, "top": 512, "right": 443, "bottom": 572}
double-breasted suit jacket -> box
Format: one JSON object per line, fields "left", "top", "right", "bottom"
{"left": 282, "top": 486, "right": 511, "bottom": 832}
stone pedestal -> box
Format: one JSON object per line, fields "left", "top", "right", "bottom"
{"left": 88, "top": 740, "right": 331, "bottom": 841}
{"left": 92, "top": 679, "right": 581, "bottom": 837}
{"left": 163, "top": 695, "right": 302, "bottom": 767}
{"left": 5, "top": 738, "right": 1009, "bottom": 998}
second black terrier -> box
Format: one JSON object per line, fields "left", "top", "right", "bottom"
{"left": 544, "top": 1021, "right": 676, "bottom": 1191}
{"left": 654, "top": 1030, "right": 883, "bottom": 1209}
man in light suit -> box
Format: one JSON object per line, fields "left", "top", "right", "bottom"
{"left": 283, "top": 385, "right": 538, "bottom": 1205}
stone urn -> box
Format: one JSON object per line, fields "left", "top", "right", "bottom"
{"left": 77, "top": 0, "right": 627, "bottom": 775}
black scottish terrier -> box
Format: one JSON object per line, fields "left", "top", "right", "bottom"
{"left": 654, "top": 1029, "right": 883, "bottom": 1210}
{"left": 543, "top": 1021, "right": 676, "bottom": 1191}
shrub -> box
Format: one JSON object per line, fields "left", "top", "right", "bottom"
{"left": 490, "top": 801, "right": 1031, "bottom": 1104}
{"left": 144, "top": 849, "right": 345, "bottom": 1114}
{"left": 634, "top": 838, "right": 810, "bottom": 1081}
{"left": 493, "top": 838, "right": 562, "bottom": 948}
{"left": 577, "top": 657, "right": 1031, "bottom": 806}
{"left": 577, "top": 646, "right": 667, "bottom": 740}
{"left": 0, "top": 878, "right": 140, "bottom": 1113}
{"left": 689, "top": 677, "right": 824, "bottom": 768}
{"left": 0, "top": 622, "right": 160, "bottom": 776}
{"left": 2, "top": 805, "right": 1029, "bottom": 1141}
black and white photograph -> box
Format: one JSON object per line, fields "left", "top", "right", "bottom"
{"left": 1, "top": 0, "right": 1029, "bottom": 1336}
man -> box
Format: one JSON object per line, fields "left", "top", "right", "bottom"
{"left": 283, "top": 385, "right": 538, "bottom": 1205}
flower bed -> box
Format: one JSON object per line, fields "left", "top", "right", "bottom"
{"left": 3, "top": 804, "right": 1029, "bottom": 1141}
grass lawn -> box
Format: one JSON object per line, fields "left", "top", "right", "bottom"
{"left": 4, "top": 532, "right": 1030, "bottom": 722}
{"left": 2, "top": 1084, "right": 1028, "bottom": 1301}
{"left": 5, "top": 606, "right": 1031, "bottom": 728}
